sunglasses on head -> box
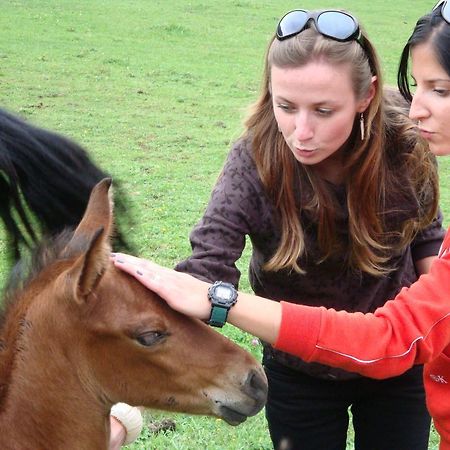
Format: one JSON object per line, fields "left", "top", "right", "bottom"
{"left": 433, "top": 0, "right": 450, "bottom": 23}
{"left": 276, "top": 9, "right": 363, "bottom": 44}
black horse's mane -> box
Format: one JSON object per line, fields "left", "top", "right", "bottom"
{"left": 0, "top": 107, "right": 134, "bottom": 264}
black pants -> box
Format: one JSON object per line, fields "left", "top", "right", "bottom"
{"left": 264, "top": 360, "right": 430, "bottom": 450}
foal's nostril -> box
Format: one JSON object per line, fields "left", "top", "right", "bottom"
{"left": 243, "top": 369, "right": 268, "bottom": 403}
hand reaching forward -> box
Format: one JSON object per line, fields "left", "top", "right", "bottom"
{"left": 111, "top": 253, "right": 211, "bottom": 321}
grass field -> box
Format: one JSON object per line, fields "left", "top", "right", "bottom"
{"left": 0, "top": 1, "right": 448, "bottom": 449}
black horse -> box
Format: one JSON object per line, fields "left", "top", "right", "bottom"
{"left": 0, "top": 108, "right": 134, "bottom": 264}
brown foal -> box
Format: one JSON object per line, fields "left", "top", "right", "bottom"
{"left": 0, "top": 179, "right": 267, "bottom": 450}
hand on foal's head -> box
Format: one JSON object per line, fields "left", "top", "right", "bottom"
{"left": 112, "top": 253, "right": 211, "bottom": 321}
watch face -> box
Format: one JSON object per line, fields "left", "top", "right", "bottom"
{"left": 208, "top": 282, "right": 238, "bottom": 326}
{"left": 215, "top": 285, "right": 234, "bottom": 300}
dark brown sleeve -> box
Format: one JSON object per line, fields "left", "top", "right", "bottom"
{"left": 175, "top": 139, "right": 268, "bottom": 288}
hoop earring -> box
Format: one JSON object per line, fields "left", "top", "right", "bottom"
{"left": 360, "top": 113, "right": 365, "bottom": 141}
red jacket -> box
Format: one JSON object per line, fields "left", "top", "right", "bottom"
{"left": 275, "top": 228, "right": 450, "bottom": 449}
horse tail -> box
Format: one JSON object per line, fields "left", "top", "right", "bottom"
{"left": 0, "top": 108, "right": 135, "bottom": 263}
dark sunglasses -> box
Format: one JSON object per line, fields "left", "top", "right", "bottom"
{"left": 276, "top": 9, "right": 362, "bottom": 44}
{"left": 433, "top": 0, "right": 450, "bottom": 23}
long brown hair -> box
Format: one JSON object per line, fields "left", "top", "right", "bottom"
{"left": 245, "top": 27, "right": 439, "bottom": 275}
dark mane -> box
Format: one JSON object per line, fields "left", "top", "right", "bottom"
{"left": 0, "top": 229, "right": 90, "bottom": 330}
{"left": 0, "top": 107, "right": 135, "bottom": 265}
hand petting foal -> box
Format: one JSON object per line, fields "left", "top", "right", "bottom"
{"left": 112, "top": 253, "right": 211, "bottom": 321}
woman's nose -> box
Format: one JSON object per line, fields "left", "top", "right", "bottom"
{"left": 409, "top": 91, "right": 429, "bottom": 123}
{"left": 294, "top": 113, "right": 314, "bottom": 141}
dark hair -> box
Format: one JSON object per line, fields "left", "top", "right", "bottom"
{"left": 0, "top": 108, "right": 134, "bottom": 263}
{"left": 398, "top": 6, "right": 450, "bottom": 101}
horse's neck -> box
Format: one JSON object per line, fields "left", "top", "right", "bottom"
{"left": 0, "top": 318, "right": 111, "bottom": 449}
{"left": 1, "top": 395, "right": 110, "bottom": 450}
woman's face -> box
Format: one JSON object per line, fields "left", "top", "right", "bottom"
{"left": 271, "top": 61, "right": 375, "bottom": 183}
{"left": 410, "top": 42, "right": 450, "bottom": 156}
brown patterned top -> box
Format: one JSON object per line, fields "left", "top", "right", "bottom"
{"left": 176, "top": 137, "right": 445, "bottom": 380}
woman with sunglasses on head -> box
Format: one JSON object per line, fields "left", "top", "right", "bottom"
{"left": 113, "top": 7, "right": 448, "bottom": 450}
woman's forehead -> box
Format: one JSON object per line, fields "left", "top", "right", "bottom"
{"left": 411, "top": 42, "right": 448, "bottom": 80}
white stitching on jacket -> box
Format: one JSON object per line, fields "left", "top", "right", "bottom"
{"left": 315, "top": 312, "right": 450, "bottom": 364}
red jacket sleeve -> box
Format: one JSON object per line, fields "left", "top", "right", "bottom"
{"left": 274, "top": 237, "right": 450, "bottom": 379}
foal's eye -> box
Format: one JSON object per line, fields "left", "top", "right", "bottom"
{"left": 136, "top": 331, "right": 166, "bottom": 347}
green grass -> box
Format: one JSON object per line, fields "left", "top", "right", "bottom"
{"left": 0, "top": 1, "right": 448, "bottom": 449}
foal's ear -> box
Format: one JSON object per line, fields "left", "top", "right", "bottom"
{"left": 67, "top": 226, "right": 107, "bottom": 299}
{"left": 70, "top": 178, "right": 114, "bottom": 242}
{"left": 63, "top": 178, "right": 114, "bottom": 299}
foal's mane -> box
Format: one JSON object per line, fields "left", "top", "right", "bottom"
{"left": 1, "top": 230, "right": 76, "bottom": 322}
{"left": 0, "top": 229, "right": 92, "bottom": 407}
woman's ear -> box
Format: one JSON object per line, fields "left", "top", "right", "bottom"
{"left": 358, "top": 75, "right": 377, "bottom": 112}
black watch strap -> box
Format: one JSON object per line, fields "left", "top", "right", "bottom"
{"left": 207, "top": 281, "right": 238, "bottom": 328}
{"left": 208, "top": 305, "right": 230, "bottom": 328}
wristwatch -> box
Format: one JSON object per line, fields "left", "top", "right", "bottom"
{"left": 207, "top": 281, "right": 238, "bottom": 327}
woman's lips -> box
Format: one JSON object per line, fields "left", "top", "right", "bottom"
{"left": 418, "top": 128, "right": 434, "bottom": 139}
{"left": 294, "top": 147, "right": 317, "bottom": 158}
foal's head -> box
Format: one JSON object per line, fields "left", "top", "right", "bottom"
{"left": 0, "top": 179, "right": 267, "bottom": 426}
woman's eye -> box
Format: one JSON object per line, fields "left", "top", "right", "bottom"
{"left": 433, "top": 88, "right": 449, "bottom": 97}
{"left": 317, "top": 108, "right": 332, "bottom": 116}
{"left": 136, "top": 331, "right": 166, "bottom": 347}
{"left": 277, "top": 103, "right": 294, "bottom": 112}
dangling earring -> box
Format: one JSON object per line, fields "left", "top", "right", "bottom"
{"left": 360, "top": 113, "right": 365, "bottom": 141}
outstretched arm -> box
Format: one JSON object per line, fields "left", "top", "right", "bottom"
{"left": 112, "top": 253, "right": 282, "bottom": 344}
{"left": 113, "top": 249, "right": 450, "bottom": 379}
